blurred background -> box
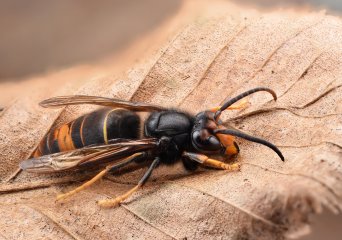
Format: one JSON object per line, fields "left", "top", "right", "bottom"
{"left": 1, "top": 0, "right": 341, "bottom": 83}
{"left": 0, "top": 0, "right": 182, "bottom": 81}
{"left": 0, "top": 0, "right": 341, "bottom": 239}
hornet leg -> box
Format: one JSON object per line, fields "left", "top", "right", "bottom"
{"left": 182, "top": 152, "right": 240, "bottom": 171}
{"left": 98, "top": 157, "right": 160, "bottom": 208}
{"left": 210, "top": 98, "right": 250, "bottom": 112}
{"left": 56, "top": 152, "right": 145, "bottom": 201}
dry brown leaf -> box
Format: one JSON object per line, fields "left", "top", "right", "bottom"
{"left": 1, "top": 1, "right": 342, "bottom": 239}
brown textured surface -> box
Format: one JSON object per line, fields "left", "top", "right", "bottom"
{"left": 0, "top": 1, "right": 342, "bottom": 239}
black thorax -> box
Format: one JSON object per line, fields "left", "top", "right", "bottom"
{"left": 144, "top": 110, "right": 194, "bottom": 164}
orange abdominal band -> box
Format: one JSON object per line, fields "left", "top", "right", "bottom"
{"left": 57, "top": 124, "right": 75, "bottom": 151}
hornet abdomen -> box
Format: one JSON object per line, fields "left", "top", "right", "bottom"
{"left": 33, "top": 108, "right": 140, "bottom": 157}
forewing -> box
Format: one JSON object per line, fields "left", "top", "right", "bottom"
{"left": 20, "top": 139, "right": 158, "bottom": 173}
{"left": 39, "top": 95, "right": 166, "bottom": 112}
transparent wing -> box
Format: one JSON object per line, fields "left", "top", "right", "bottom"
{"left": 20, "top": 138, "right": 158, "bottom": 173}
{"left": 39, "top": 95, "right": 166, "bottom": 112}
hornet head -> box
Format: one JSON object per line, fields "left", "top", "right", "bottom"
{"left": 190, "top": 87, "right": 284, "bottom": 161}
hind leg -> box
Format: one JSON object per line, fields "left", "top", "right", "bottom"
{"left": 56, "top": 152, "right": 145, "bottom": 201}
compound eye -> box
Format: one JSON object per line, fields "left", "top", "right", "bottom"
{"left": 207, "top": 136, "right": 221, "bottom": 149}
{"left": 192, "top": 130, "right": 222, "bottom": 152}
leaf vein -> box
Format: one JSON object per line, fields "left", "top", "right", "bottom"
{"left": 295, "top": 84, "right": 342, "bottom": 109}
{"left": 27, "top": 204, "right": 82, "bottom": 240}
{"left": 179, "top": 20, "right": 250, "bottom": 106}
{"left": 244, "top": 163, "right": 342, "bottom": 206}
{"left": 170, "top": 182, "right": 283, "bottom": 228}
{"left": 120, "top": 204, "right": 177, "bottom": 240}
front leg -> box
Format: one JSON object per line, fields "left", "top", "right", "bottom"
{"left": 182, "top": 152, "right": 240, "bottom": 171}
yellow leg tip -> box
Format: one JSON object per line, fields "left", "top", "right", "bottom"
{"left": 223, "top": 163, "right": 240, "bottom": 171}
{"left": 56, "top": 193, "right": 68, "bottom": 202}
{"left": 98, "top": 198, "right": 121, "bottom": 208}
{"left": 97, "top": 185, "right": 140, "bottom": 208}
